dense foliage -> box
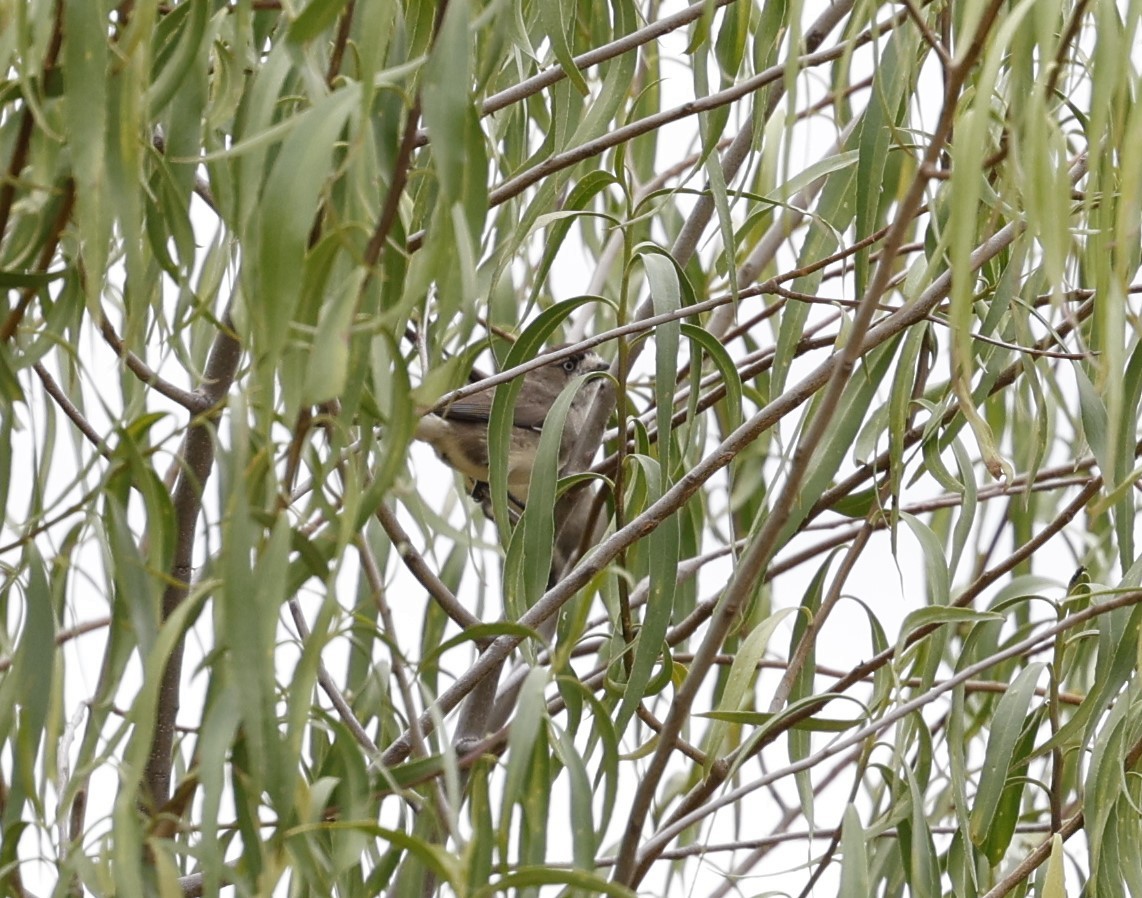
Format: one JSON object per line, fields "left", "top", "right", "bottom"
{"left": 2, "top": 0, "right": 1141, "bottom": 895}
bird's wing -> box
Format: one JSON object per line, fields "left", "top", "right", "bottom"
{"left": 509, "top": 399, "right": 550, "bottom": 431}
{"left": 440, "top": 390, "right": 547, "bottom": 431}
{"left": 438, "top": 395, "right": 494, "bottom": 424}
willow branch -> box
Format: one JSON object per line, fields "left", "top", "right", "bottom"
{"left": 144, "top": 313, "right": 242, "bottom": 807}
{"left": 636, "top": 589, "right": 1142, "bottom": 871}
{"left": 97, "top": 316, "right": 208, "bottom": 412}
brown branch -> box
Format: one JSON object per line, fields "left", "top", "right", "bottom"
{"left": 0, "top": 0, "right": 63, "bottom": 239}
{"left": 362, "top": 98, "right": 421, "bottom": 273}
{"left": 97, "top": 316, "right": 209, "bottom": 412}
{"left": 325, "top": 0, "right": 355, "bottom": 87}
{"left": 144, "top": 314, "right": 242, "bottom": 807}
{"left": 617, "top": 0, "right": 1017, "bottom": 878}
{"left": 287, "top": 598, "right": 380, "bottom": 757}
{"left": 615, "top": 48, "right": 969, "bottom": 889}
{"left": 364, "top": 0, "right": 452, "bottom": 270}
{"left": 0, "top": 110, "right": 36, "bottom": 241}
{"left": 0, "top": 617, "right": 110, "bottom": 673}
{"left": 374, "top": 503, "right": 485, "bottom": 638}
{"left": 0, "top": 180, "right": 75, "bottom": 344}
{"left": 33, "top": 362, "right": 112, "bottom": 457}
{"left": 769, "top": 524, "right": 875, "bottom": 712}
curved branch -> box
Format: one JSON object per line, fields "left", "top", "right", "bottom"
{"left": 33, "top": 362, "right": 112, "bottom": 457}
{"left": 97, "top": 315, "right": 210, "bottom": 412}
{"left": 374, "top": 503, "right": 485, "bottom": 637}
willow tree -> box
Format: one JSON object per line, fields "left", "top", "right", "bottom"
{"left": 2, "top": 0, "right": 1139, "bottom": 895}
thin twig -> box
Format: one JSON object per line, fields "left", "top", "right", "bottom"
{"left": 637, "top": 589, "right": 1142, "bottom": 871}
{"left": 769, "top": 524, "right": 876, "bottom": 712}
{"left": 286, "top": 599, "right": 380, "bottom": 758}
{"left": 0, "top": 618, "right": 110, "bottom": 673}
{"left": 374, "top": 503, "right": 485, "bottom": 638}
{"left": 325, "top": 0, "right": 355, "bottom": 86}
{"left": 33, "top": 363, "right": 112, "bottom": 457}
{"left": 97, "top": 316, "right": 209, "bottom": 412}
{"left": 0, "top": 181, "right": 74, "bottom": 344}
{"left": 0, "top": 0, "right": 62, "bottom": 238}
{"left": 899, "top": 0, "right": 950, "bottom": 65}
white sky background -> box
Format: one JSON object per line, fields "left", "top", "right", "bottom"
{"left": 3, "top": 0, "right": 1121, "bottom": 894}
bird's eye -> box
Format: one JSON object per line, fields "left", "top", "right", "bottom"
{"left": 561, "top": 358, "right": 577, "bottom": 372}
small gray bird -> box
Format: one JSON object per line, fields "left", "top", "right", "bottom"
{"left": 415, "top": 347, "right": 609, "bottom": 509}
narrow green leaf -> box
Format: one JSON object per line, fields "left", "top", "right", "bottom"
{"left": 612, "top": 455, "right": 678, "bottom": 737}
{"left": 252, "top": 89, "right": 356, "bottom": 367}
{"left": 906, "top": 760, "right": 940, "bottom": 898}
{"left": 550, "top": 723, "right": 597, "bottom": 870}
{"left": 0, "top": 268, "right": 68, "bottom": 288}
{"left": 898, "top": 513, "right": 953, "bottom": 607}
{"left": 705, "top": 608, "right": 796, "bottom": 760}
{"left": 838, "top": 805, "right": 870, "bottom": 898}
{"left": 64, "top": 0, "right": 111, "bottom": 308}
{"left": 1076, "top": 364, "right": 1111, "bottom": 479}
{"left": 700, "top": 710, "right": 863, "bottom": 732}
{"left": 1042, "top": 834, "right": 1066, "bottom": 898}
{"left": 894, "top": 606, "right": 1003, "bottom": 664}
{"left": 0, "top": 547, "right": 56, "bottom": 813}
{"left": 683, "top": 322, "right": 743, "bottom": 434}
{"left": 499, "top": 668, "right": 548, "bottom": 845}
{"left": 287, "top": 0, "right": 352, "bottom": 44}
{"left": 969, "top": 662, "right": 1046, "bottom": 845}
{"left": 538, "top": 0, "right": 588, "bottom": 95}
{"left": 145, "top": 0, "right": 210, "bottom": 116}
{"left": 634, "top": 246, "right": 682, "bottom": 477}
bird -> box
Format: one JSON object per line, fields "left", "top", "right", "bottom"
{"left": 414, "top": 346, "right": 609, "bottom": 510}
